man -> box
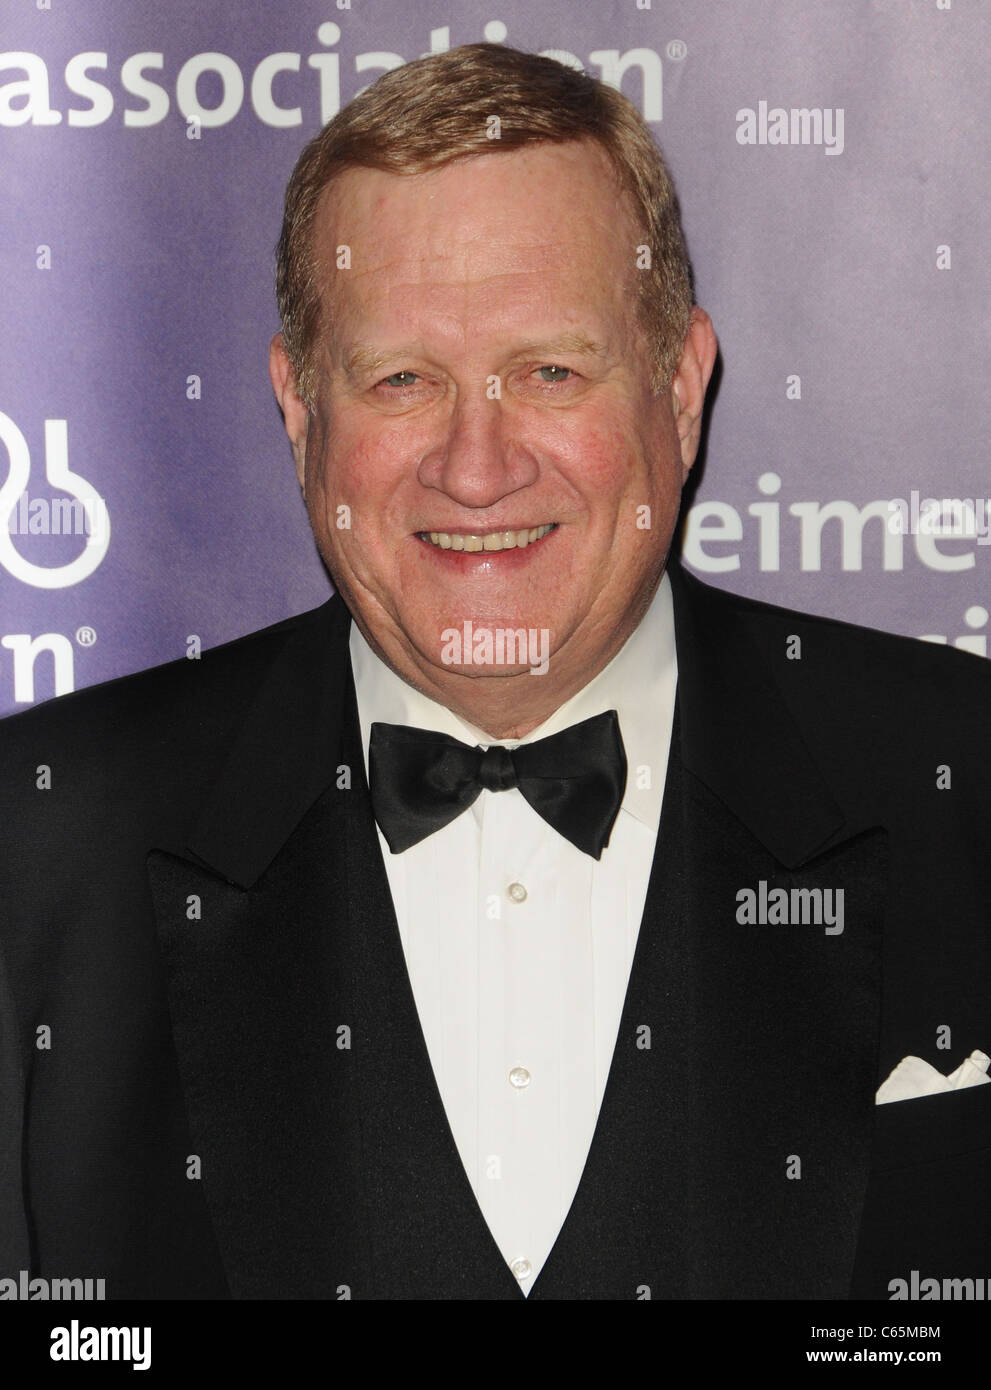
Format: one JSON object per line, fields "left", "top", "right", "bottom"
{"left": 1, "top": 44, "right": 989, "bottom": 1301}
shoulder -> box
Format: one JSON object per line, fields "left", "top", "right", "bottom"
{"left": 672, "top": 566, "right": 991, "bottom": 821}
{"left": 678, "top": 564, "right": 991, "bottom": 712}
{"left": 0, "top": 596, "right": 344, "bottom": 802}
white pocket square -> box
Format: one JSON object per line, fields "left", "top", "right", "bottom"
{"left": 876, "top": 1049, "right": 991, "bottom": 1104}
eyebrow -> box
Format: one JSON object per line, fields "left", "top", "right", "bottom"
{"left": 342, "top": 331, "right": 608, "bottom": 382}
{"left": 342, "top": 344, "right": 415, "bottom": 381}
{"left": 514, "top": 332, "right": 609, "bottom": 361}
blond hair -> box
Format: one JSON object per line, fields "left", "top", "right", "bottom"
{"left": 275, "top": 42, "right": 695, "bottom": 405}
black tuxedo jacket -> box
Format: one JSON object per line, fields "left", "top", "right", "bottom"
{"left": 1, "top": 562, "right": 989, "bottom": 1300}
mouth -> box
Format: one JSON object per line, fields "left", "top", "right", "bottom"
{"left": 416, "top": 523, "right": 557, "bottom": 552}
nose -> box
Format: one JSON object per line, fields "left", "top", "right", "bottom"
{"left": 416, "top": 390, "right": 539, "bottom": 510}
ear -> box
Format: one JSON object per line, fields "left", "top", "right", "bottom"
{"left": 669, "top": 307, "right": 718, "bottom": 480}
{"left": 268, "top": 332, "right": 310, "bottom": 489}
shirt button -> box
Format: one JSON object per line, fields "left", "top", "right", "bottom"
{"left": 507, "top": 882, "right": 528, "bottom": 903}
{"left": 511, "top": 1257, "right": 532, "bottom": 1281}
{"left": 509, "top": 1066, "right": 531, "bottom": 1089}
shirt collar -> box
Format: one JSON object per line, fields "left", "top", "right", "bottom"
{"left": 349, "top": 569, "right": 677, "bottom": 833}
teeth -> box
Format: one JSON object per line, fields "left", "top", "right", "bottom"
{"left": 420, "top": 523, "right": 555, "bottom": 552}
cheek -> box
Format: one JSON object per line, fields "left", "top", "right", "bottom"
{"left": 315, "top": 415, "right": 422, "bottom": 508}
{"left": 305, "top": 437, "right": 380, "bottom": 541}
{"left": 307, "top": 433, "right": 414, "bottom": 585}
{"left": 553, "top": 417, "right": 651, "bottom": 505}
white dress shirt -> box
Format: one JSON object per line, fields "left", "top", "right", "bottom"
{"left": 349, "top": 571, "right": 677, "bottom": 1294}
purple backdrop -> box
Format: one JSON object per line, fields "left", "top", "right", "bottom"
{"left": 2, "top": 0, "right": 987, "bottom": 713}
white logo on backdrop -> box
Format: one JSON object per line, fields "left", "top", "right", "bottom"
{"left": 0, "top": 411, "right": 110, "bottom": 588}
{"left": 0, "top": 22, "right": 667, "bottom": 129}
{"left": 0, "top": 633, "right": 76, "bottom": 703}
{"left": 681, "top": 474, "right": 988, "bottom": 656}
{"left": 682, "top": 473, "right": 984, "bottom": 575}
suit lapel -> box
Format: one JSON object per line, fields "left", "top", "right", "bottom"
{"left": 532, "top": 564, "right": 887, "bottom": 1298}
{"left": 146, "top": 598, "right": 360, "bottom": 1297}
{"left": 148, "top": 595, "right": 520, "bottom": 1299}
{"left": 336, "top": 672, "right": 524, "bottom": 1299}
{"left": 147, "top": 812, "right": 365, "bottom": 1299}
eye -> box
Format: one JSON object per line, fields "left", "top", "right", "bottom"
{"left": 379, "top": 370, "right": 420, "bottom": 388}
{"left": 535, "top": 365, "right": 573, "bottom": 384}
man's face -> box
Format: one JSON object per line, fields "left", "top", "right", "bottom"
{"left": 271, "top": 139, "right": 715, "bottom": 727}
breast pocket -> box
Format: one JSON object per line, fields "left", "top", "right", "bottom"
{"left": 870, "top": 1083, "right": 991, "bottom": 1173}
{"left": 850, "top": 1086, "right": 991, "bottom": 1299}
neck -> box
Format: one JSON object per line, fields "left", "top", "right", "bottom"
{"left": 401, "top": 651, "right": 621, "bottom": 742}
{"left": 352, "top": 587, "right": 659, "bottom": 741}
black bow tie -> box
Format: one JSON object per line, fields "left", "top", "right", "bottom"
{"left": 368, "top": 710, "right": 627, "bottom": 859}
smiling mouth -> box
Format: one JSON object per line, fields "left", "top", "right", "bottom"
{"left": 416, "top": 523, "right": 557, "bottom": 552}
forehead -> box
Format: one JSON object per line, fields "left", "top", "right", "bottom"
{"left": 311, "top": 141, "right": 640, "bottom": 348}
